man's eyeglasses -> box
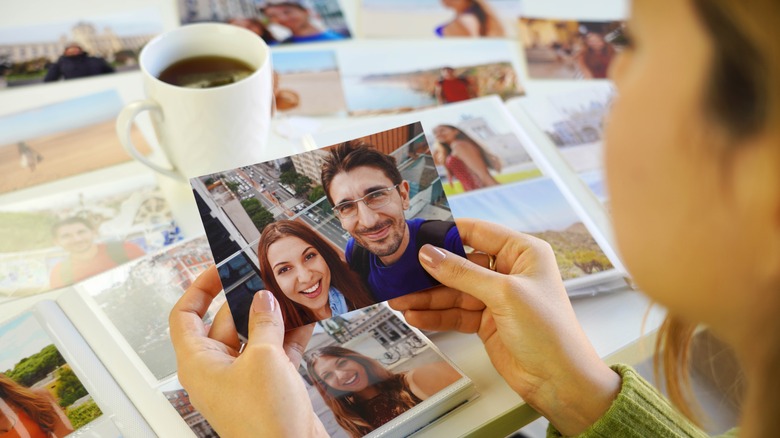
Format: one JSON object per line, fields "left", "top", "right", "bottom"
{"left": 333, "top": 184, "right": 400, "bottom": 219}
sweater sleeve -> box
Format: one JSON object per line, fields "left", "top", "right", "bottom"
{"left": 546, "top": 364, "right": 722, "bottom": 438}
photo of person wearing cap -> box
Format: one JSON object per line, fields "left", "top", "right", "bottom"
{"left": 259, "top": 0, "right": 349, "bottom": 44}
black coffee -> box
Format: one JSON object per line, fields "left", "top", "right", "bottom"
{"left": 158, "top": 55, "right": 254, "bottom": 88}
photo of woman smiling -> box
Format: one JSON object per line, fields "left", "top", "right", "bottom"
{"left": 257, "top": 220, "right": 375, "bottom": 327}
{"left": 305, "top": 346, "right": 461, "bottom": 437}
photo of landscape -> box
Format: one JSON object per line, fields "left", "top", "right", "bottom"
{"left": 448, "top": 177, "right": 613, "bottom": 280}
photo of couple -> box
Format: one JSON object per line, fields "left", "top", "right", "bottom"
{"left": 180, "top": 0, "right": 351, "bottom": 45}
{"left": 191, "top": 123, "right": 465, "bottom": 331}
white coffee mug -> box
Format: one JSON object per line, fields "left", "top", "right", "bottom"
{"left": 117, "top": 23, "right": 273, "bottom": 181}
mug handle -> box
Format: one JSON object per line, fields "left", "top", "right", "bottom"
{"left": 116, "top": 100, "right": 185, "bottom": 182}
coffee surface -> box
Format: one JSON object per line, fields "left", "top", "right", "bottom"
{"left": 158, "top": 55, "right": 254, "bottom": 88}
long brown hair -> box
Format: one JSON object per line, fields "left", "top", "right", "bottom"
{"left": 257, "top": 220, "right": 374, "bottom": 327}
{"left": 0, "top": 373, "right": 58, "bottom": 433}
{"left": 657, "top": 0, "right": 780, "bottom": 434}
{"left": 435, "top": 124, "right": 497, "bottom": 170}
{"left": 305, "top": 346, "right": 419, "bottom": 437}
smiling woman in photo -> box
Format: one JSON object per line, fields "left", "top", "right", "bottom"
{"left": 0, "top": 374, "right": 74, "bottom": 438}
{"left": 257, "top": 220, "right": 374, "bottom": 327}
{"left": 306, "top": 346, "right": 461, "bottom": 437}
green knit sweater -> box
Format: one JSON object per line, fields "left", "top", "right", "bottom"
{"left": 547, "top": 364, "right": 739, "bottom": 437}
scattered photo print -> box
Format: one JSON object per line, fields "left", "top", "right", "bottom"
{"left": 192, "top": 122, "right": 465, "bottom": 331}
{"left": 301, "top": 304, "right": 464, "bottom": 437}
{"left": 0, "top": 8, "right": 162, "bottom": 89}
{"left": 0, "top": 90, "right": 152, "bottom": 193}
{"left": 361, "top": 0, "right": 522, "bottom": 39}
{"left": 0, "top": 173, "right": 182, "bottom": 299}
{"left": 272, "top": 50, "right": 347, "bottom": 116}
{"left": 179, "top": 0, "right": 352, "bottom": 45}
{"left": 518, "top": 17, "right": 622, "bottom": 79}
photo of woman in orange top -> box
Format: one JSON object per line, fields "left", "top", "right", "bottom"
{"left": 0, "top": 374, "right": 73, "bottom": 438}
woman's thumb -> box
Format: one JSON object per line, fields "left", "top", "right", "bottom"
{"left": 245, "top": 290, "right": 285, "bottom": 349}
{"left": 418, "top": 244, "right": 503, "bottom": 307}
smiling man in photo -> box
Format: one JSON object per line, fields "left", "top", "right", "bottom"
{"left": 321, "top": 142, "right": 465, "bottom": 301}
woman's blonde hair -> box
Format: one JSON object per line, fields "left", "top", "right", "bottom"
{"left": 0, "top": 373, "right": 58, "bottom": 432}
{"left": 656, "top": 0, "right": 780, "bottom": 434}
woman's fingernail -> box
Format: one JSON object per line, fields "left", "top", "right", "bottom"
{"left": 252, "top": 290, "right": 275, "bottom": 313}
{"left": 419, "top": 244, "right": 447, "bottom": 267}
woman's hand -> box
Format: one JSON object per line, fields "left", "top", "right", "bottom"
{"left": 389, "top": 219, "right": 620, "bottom": 436}
{"left": 169, "top": 266, "right": 327, "bottom": 438}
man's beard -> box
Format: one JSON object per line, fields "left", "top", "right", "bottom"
{"left": 353, "top": 218, "right": 406, "bottom": 258}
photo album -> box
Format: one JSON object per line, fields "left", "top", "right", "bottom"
{"left": 1, "top": 232, "right": 476, "bottom": 437}
{"left": 307, "top": 93, "right": 630, "bottom": 298}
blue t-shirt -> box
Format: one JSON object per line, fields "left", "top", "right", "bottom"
{"left": 284, "top": 29, "right": 346, "bottom": 43}
{"left": 328, "top": 286, "right": 349, "bottom": 316}
{"left": 345, "top": 218, "right": 466, "bottom": 302}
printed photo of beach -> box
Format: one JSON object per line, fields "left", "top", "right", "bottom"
{"left": 337, "top": 40, "right": 524, "bottom": 116}
{"left": 0, "top": 90, "right": 152, "bottom": 194}
{"left": 272, "top": 50, "right": 347, "bottom": 116}
{"left": 0, "top": 8, "right": 162, "bottom": 89}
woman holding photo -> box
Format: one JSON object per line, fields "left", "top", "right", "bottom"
{"left": 0, "top": 374, "right": 74, "bottom": 438}
{"left": 433, "top": 124, "right": 500, "bottom": 192}
{"left": 170, "top": 0, "right": 780, "bottom": 436}
{"left": 258, "top": 220, "right": 374, "bottom": 327}
{"left": 436, "top": 0, "right": 505, "bottom": 38}
{"left": 306, "top": 346, "right": 460, "bottom": 437}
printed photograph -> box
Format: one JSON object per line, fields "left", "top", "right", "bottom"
{"left": 406, "top": 97, "right": 541, "bottom": 196}
{"left": 449, "top": 177, "right": 614, "bottom": 281}
{"left": 76, "top": 237, "right": 217, "bottom": 382}
{"left": 272, "top": 50, "right": 347, "bottom": 116}
{"left": 179, "top": 0, "right": 351, "bottom": 45}
{"left": 0, "top": 312, "right": 103, "bottom": 435}
{"left": 160, "top": 378, "right": 217, "bottom": 438}
{"left": 191, "top": 122, "right": 465, "bottom": 331}
{"left": 0, "top": 90, "right": 152, "bottom": 193}
{"left": 522, "top": 84, "right": 614, "bottom": 203}
{"left": 0, "top": 8, "right": 162, "bottom": 89}
{"left": 0, "top": 174, "right": 182, "bottom": 299}
{"left": 361, "top": 0, "right": 521, "bottom": 39}
{"left": 301, "top": 304, "right": 464, "bottom": 437}
{"left": 338, "top": 40, "right": 524, "bottom": 116}
{"left": 518, "top": 17, "right": 622, "bottom": 79}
